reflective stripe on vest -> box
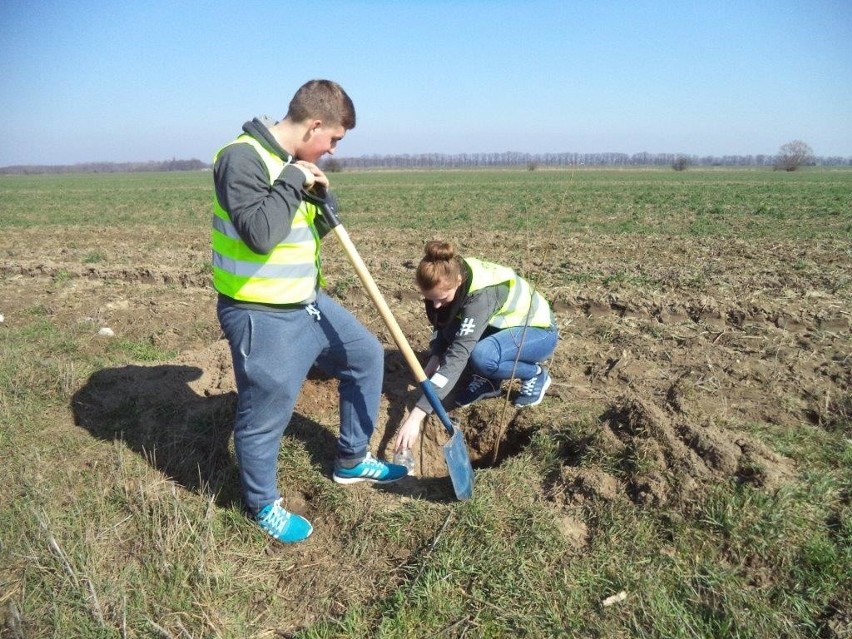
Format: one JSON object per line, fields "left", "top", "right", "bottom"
{"left": 465, "top": 258, "right": 552, "bottom": 329}
{"left": 211, "top": 135, "right": 324, "bottom": 303}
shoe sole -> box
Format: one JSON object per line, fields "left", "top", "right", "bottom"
{"left": 455, "top": 389, "right": 503, "bottom": 408}
{"left": 513, "top": 375, "right": 552, "bottom": 408}
{"left": 332, "top": 474, "right": 406, "bottom": 485}
{"left": 262, "top": 525, "right": 313, "bottom": 543}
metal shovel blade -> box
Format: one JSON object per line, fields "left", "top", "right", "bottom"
{"left": 419, "top": 381, "right": 475, "bottom": 500}
{"left": 443, "top": 422, "right": 474, "bottom": 500}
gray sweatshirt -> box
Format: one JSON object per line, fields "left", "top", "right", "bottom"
{"left": 415, "top": 261, "right": 510, "bottom": 413}
{"left": 213, "top": 117, "right": 332, "bottom": 309}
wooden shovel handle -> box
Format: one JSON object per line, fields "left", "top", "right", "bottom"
{"left": 329, "top": 224, "right": 456, "bottom": 436}
{"left": 304, "top": 188, "right": 456, "bottom": 436}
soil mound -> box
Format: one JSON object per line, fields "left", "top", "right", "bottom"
{"left": 549, "top": 394, "right": 794, "bottom": 509}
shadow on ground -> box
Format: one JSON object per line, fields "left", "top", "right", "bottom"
{"left": 70, "top": 364, "right": 342, "bottom": 510}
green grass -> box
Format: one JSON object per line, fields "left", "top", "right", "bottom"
{"left": 108, "top": 338, "right": 178, "bottom": 362}
{"left": 300, "top": 446, "right": 851, "bottom": 639}
{"left": 3, "top": 168, "right": 850, "bottom": 239}
{"left": 330, "top": 168, "right": 852, "bottom": 238}
{"left": 0, "top": 171, "right": 213, "bottom": 227}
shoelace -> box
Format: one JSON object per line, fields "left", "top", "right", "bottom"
{"left": 361, "top": 453, "right": 380, "bottom": 469}
{"left": 260, "top": 500, "right": 291, "bottom": 531}
{"left": 519, "top": 376, "right": 538, "bottom": 396}
{"left": 468, "top": 376, "right": 492, "bottom": 393}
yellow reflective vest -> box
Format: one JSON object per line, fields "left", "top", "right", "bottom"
{"left": 211, "top": 135, "right": 324, "bottom": 304}
{"left": 465, "top": 258, "right": 553, "bottom": 329}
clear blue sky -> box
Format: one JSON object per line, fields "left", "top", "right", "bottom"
{"left": 1, "top": 0, "right": 850, "bottom": 166}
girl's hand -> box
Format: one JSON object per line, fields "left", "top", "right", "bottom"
{"left": 394, "top": 406, "right": 428, "bottom": 451}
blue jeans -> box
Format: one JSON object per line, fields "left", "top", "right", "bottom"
{"left": 469, "top": 321, "right": 558, "bottom": 381}
{"left": 218, "top": 291, "right": 383, "bottom": 514}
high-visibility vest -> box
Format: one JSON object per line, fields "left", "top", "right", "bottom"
{"left": 211, "top": 135, "right": 324, "bottom": 304}
{"left": 465, "top": 258, "right": 552, "bottom": 328}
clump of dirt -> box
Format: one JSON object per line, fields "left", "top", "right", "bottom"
{"left": 551, "top": 467, "right": 624, "bottom": 505}
{"left": 545, "top": 393, "right": 794, "bottom": 510}
{"left": 595, "top": 394, "right": 793, "bottom": 507}
{"left": 557, "top": 513, "right": 590, "bottom": 550}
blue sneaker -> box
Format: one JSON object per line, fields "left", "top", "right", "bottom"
{"left": 455, "top": 375, "right": 503, "bottom": 407}
{"left": 256, "top": 498, "right": 313, "bottom": 543}
{"left": 513, "top": 367, "right": 552, "bottom": 408}
{"left": 333, "top": 452, "right": 408, "bottom": 485}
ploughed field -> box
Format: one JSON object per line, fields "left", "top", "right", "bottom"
{"left": 1, "top": 168, "right": 850, "bottom": 637}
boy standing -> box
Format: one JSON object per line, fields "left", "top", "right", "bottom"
{"left": 212, "top": 80, "right": 406, "bottom": 544}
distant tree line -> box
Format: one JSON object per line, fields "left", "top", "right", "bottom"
{"left": 333, "top": 150, "right": 850, "bottom": 170}
{"left": 0, "top": 158, "right": 208, "bottom": 175}
{"left": 3, "top": 149, "right": 850, "bottom": 175}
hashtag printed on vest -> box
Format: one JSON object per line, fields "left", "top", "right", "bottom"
{"left": 465, "top": 258, "right": 553, "bottom": 329}
{"left": 211, "top": 135, "right": 325, "bottom": 304}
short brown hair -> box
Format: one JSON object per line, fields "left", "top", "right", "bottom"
{"left": 286, "top": 79, "right": 356, "bottom": 129}
{"left": 416, "top": 240, "right": 464, "bottom": 291}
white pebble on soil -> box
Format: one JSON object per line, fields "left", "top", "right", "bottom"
{"left": 98, "top": 327, "right": 115, "bottom": 337}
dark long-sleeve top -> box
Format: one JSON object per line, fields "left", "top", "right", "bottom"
{"left": 414, "top": 261, "right": 510, "bottom": 414}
